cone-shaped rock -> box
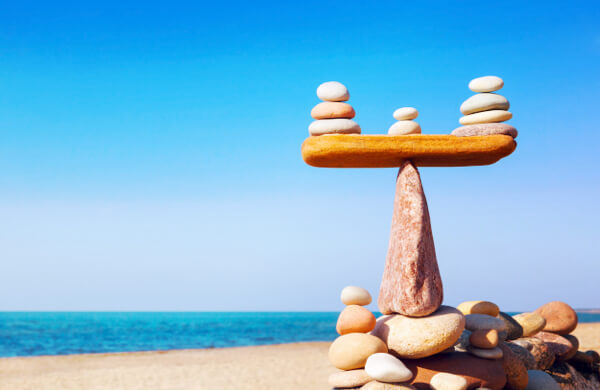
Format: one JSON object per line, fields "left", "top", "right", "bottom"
{"left": 378, "top": 160, "right": 443, "bottom": 317}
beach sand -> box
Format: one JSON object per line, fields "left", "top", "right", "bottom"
{"left": 1, "top": 323, "right": 598, "bottom": 390}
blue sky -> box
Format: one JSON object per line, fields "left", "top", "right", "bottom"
{"left": 1, "top": 1, "right": 599, "bottom": 311}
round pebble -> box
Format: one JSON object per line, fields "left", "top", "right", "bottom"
{"left": 457, "top": 301, "right": 500, "bottom": 317}
{"left": 468, "top": 76, "right": 504, "bottom": 93}
{"left": 316, "top": 81, "right": 349, "bottom": 102}
{"left": 465, "top": 314, "right": 507, "bottom": 332}
{"left": 336, "top": 305, "right": 376, "bottom": 335}
{"left": 469, "top": 329, "right": 499, "bottom": 349}
{"left": 534, "top": 301, "right": 578, "bottom": 335}
{"left": 393, "top": 107, "right": 419, "bottom": 120}
{"left": 329, "top": 333, "right": 388, "bottom": 370}
{"left": 460, "top": 93, "right": 509, "bottom": 115}
{"left": 525, "top": 370, "right": 561, "bottom": 390}
{"left": 311, "top": 101, "right": 355, "bottom": 119}
{"left": 430, "top": 372, "right": 468, "bottom": 390}
{"left": 468, "top": 346, "right": 503, "bottom": 360}
{"left": 512, "top": 313, "right": 546, "bottom": 337}
{"left": 308, "top": 119, "right": 361, "bottom": 136}
{"left": 328, "top": 369, "right": 373, "bottom": 388}
{"left": 365, "top": 353, "right": 413, "bottom": 383}
{"left": 388, "top": 121, "right": 421, "bottom": 135}
{"left": 459, "top": 110, "right": 512, "bottom": 125}
{"left": 341, "top": 286, "right": 372, "bottom": 306}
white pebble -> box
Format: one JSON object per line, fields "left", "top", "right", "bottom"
{"left": 468, "top": 76, "right": 504, "bottom": 93}
{"left": 308, "top": 119, "right": 360, "bottom": 136}
{"left": 388, "top": 121, "right": 421, "bottom": 135}
{"left": 340, "top": 286, "right": 372, "bottom": 306}
{"left": 316, "top": 81, "right": 350, "bottom": 102}
{"left": 364, "top": 353, "right": 413, "bottom": 383}
{"left": 459, "top": 110, "right": 512, "bottom": 125}
{"left": 393, "top": 107, "right": 418, "bottom": 120}
{"left": 430, "top": 372, "right": 468, "bottom": 390}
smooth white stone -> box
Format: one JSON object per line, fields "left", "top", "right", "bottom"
{"left": 316, "top": 81, "right": 350, "bottom": 102}
{"left": 388, "top": 121, "right": 421, "bottom": 135}
{"left": 309, "top": 119, "right": 360, "bottom": 136}
{"left": 460, "top": 93, "right": 509, "bottom": 115}
{"left": 467, "top": 346, "right": 503, "bottom": 360}
{"left": 364, "top": 353, "right": 413, "bottom": 383}
{"left": 459, "top": 110, "right": 512, "bottom": 125}
{"left": 465, "top": 314, "right": 507, "bottom": 332}
{"left": 393, "top": 107, "right": 419, "bottom": 120}
{"left": 468, "top": 76, "right": 504, "bottom": 93}
{"left": 430, "top": 372, "right": 468, "bottom": 390}
{"left": 341, "top": 286, "right": 372, "bottom": 306}
{"left": 525, "top": 370, "right": 561, "bottom": 390}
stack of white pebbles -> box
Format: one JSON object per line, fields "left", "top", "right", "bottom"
{"left": 309, "top": 81, "right": 361, "bottom": 136}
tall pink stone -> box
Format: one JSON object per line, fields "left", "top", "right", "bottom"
{"left": 378, "top": 160, "right": 443, "bottom": 317}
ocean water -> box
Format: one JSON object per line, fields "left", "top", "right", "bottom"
{"left": 1, "top": 311, "right": 599, "bottom": 357}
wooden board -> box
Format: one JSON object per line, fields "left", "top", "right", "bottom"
{"left": 301, "top": 134, "right": 517, "bottom": 168}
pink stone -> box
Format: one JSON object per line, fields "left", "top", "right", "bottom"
{"left": 451, "top": 123, "right": 518, "bottom": 138}
{"left": 378, "top": 161, "right": 443, "bottom": 317}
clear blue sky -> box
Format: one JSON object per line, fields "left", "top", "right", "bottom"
{"left": 1, "top": 1, "right": 599, "bottom": 311}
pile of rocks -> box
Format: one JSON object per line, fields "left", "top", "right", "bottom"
{"left": 452, "top": 76, "right": 518, "bottom": 139}
{"left": 388, "top": 107, "right": 421, "bottom": 135}
{"left": 309, "top": 82, "right": 361, "bottom": 136}
{"left": 328, "top": 292, "right": 600, "bottom": 390}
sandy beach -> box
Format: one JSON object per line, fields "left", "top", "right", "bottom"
{"left": 1, "top": 323, "right": 598, "bottom": 390}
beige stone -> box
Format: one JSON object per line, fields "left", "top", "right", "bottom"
{"left": 393, "top": 107, "right": 419, "bottom": 120}
{"left": 388, "top": 120, "right": 421, "bottom": 135}
{"left": 457, "top": 300, "right": 500, "bottom": 317}
{"left": 328, "top": 333, "right": 388, "bottom": 370}
{"left": 328, "top": 369, "right": 372, "bottom": 388}
{"left": 459, "top": 110, "right": 512, "bottom": 125}
{"left": 308, "top": 119, "right": 360, "bottom": 136}
{"left": 341, "top": 286, "right": 372, "bottom": 306}
{"left": 469, "top": 329, "right": 499, "bottom": 349}
{"left": 512, "top": 313, "right": 546, "bottom": 337}
{"left": 460, "top": 93, "right": 509, "bottom": 115}
{"left": 468, "top": 76, "right": 504, "bottom": 93}
{"left": 430, "top": 372, "right": 468, "bottom": 390}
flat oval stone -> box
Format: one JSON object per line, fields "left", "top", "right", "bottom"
{"left": 465, "top": 314, "right": 507, "bottom": 332}
{"left": 393, "top": 107, "right": 419, "bottom": 120}
{"left": 430, "top": 372, "right": 468, "bottom": 390}
{"left": 329, "top": 369, "right": 373, "bottom": 388}
{"left": 469, "top": 329, "right": 499, "bottom": 349}
{"left": 499, "top": 343, "right": 529, "bottom": 390}
{"left": 341, "top": 286, "right": 372, "bottom": 306}
{"left": 460, "top": 93, "right": 509, "bottom": 115}
{"left": 371, "top": 306, "right": 465, "bottom": 359}
{"left": 459, "top": 110, "right": 512, "bottom": 125}
{"left": 336, "top": 305, "right": 376, "bottom": 335}
{"left": 388, "top": 120, "right": 421, "bottom": 135}
{"left": 534, "top": 301, "right": 578, "bottom": 335}
{"left": 525, "top": 370, "right": 561, "bottom": 390}
{"left": 311, "top": 101, "right": 355, "bottom": 119}
{"left": 403, "top": 351, "right": 507, "bottom": 389}
{"left": 316, "top": 81, "right": 349, "bottom": 101}
{"left": 309, "top": 119, "right": 361, "bottom": 136}
{"left": 497, "top": 312, "right": 524, "bottom": 340}
{"left": 457, "top": 301, "right": 500, "bottom": 317}
{"left": 512, "top": 313, "right": 546, "bottom": 337}
{"left": 361, "top": 381, "right": 417, "bottom": 389}
{"left": 451, "top": 123, "right": 518, "bottom": 138}
{"left": 329, "top": 333, "right": 388, "bottom": 370}
{"left": 365, "top": 353, "right": 413, "bottom": 383}
{"left": 468, "top": 346, "right": 503, "bottom": 360}
{"left": 469, "top": 76, "right": 504, "bottom": 93}
{"left": 532, "top": 331, "right": 576, "bottom": 361}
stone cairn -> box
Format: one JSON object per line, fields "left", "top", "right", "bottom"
{"left": 304, "top": 79, "right": 600, "bottom": 389}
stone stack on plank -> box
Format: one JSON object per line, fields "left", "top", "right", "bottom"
{"left": 388, "top": 107, "right": 421, "bottom": 135}
{"left": 309, "top": 81, "right": 361, "bottom": 136}
{"left": 452, "top": 76, "right": 518, "bottom": 139}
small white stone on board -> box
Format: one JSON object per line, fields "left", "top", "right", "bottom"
{"left": 364, "top": 353, "right": 413, "bottom": 383}
{"left": 459, "top": 110, "right": 512, "bottom": 125}
{"left": 430, "top": 372, "right": 468, "bottom": 390}
{"left": 316, "top": 81, "right": 350, "bottom": 102}
{"left": 468, "top": 76, "right": 504, "bottom": 93}
{"left": 341, "top": 286, "right": 372, "bottom": 306}
{"left": 460, "top": 93, "right": 509, "bottom": 115}
{"left": 388, "top": 120, "right": 421, "bottom": 135}
{"left": 393, "top": 107, "right": 419, "bottom": 120}
{"left": 308, "top": 119, "right": 361, "bottom": 136}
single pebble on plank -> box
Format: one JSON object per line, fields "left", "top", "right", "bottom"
{"left": 430, "top": 372, "right": 468, "bottom": 390}
{"left": 341, "top": 286, "right": 372, "bottom": 306}
{"left": 468, "top": 76, "right": 504, "bottom": 93}
{"left": 336, "top": 305, "right": 376, "bottom": 335}
{"left": 311, "top": 101, "right": 355, "bottom": 119}
{"left": 316, "top": 81, "right": 350, "bottom": 101}
{"left": 459, "top": 110, "right": 512, "bottom": 125}
{"left": 469, "top": 329, "right": 499, "bottom": 349}
{"left": 468, "top": 346, "right": 503, "bottom": 360}
{"left": 457, "top": 300, "right": 500, "bottom": 317}
{"left": 460, "top": 93, "right": 509, "bottom": 115}
{"left": 365, "top": 353, "right": 413, "bottom": 383}
{"left": 393, "top": 107, "right": 419, "bottom": 120}
{"left": 388, "top": 120, "right": 421, "bottom": 135}
{"left": 308, "top": 118, "right": 361, "bottom": 136}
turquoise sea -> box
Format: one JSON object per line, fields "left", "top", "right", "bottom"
{"left": 1, "top": 312, "right": 599, "bottom": 357}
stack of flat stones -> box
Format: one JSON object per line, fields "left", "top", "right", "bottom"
{"left": 452, "top": 76, "right": 518, "bottom": 139}
{"left": 328, "top": 296, "right": 599, "bottom": 389}
{"left": 388, "top": 107, "right": 421, "bottom": 135}
{"left": 309, "top": 81, "right": 361, "bottom": 136}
